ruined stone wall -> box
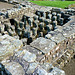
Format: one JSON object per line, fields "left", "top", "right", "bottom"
{"left": 0, "top": 1, "right": 75, "bottom": 75}
{"left": 0, "top": 7, "right": 75, "bottom": 43}
{"left": 30, "top": 19, "right": 75, "bottom": 64}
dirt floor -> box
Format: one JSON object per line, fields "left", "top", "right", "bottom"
{"left": 0, "top": 2, "right": 14, "bottom": 9}
{"left": 63, "top": 58, "right": 75, "bottom": 75}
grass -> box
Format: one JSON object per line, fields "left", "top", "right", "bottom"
{"left": 30, "top": 1, "right": 75, "bottom": 8}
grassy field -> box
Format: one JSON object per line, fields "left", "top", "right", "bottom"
{"left": 31, "top": 1, "right": 75, "bottom": 8}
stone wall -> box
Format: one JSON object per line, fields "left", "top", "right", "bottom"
{"left": 0, "top": 1, "right": 75, "bottom": 75}
{"left": 0, "top": 6, "right": 75, "bottom": 44}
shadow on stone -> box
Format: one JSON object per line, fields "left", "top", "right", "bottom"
{"left": 73, "top": 55, "right": 75, "bottom": 59}
{"left": 10, "top": 19, "right": 15, "bottom": 25}
{"left": 0, "top": 63, "right": 12, "bottom": 75}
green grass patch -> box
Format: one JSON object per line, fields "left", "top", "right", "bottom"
{"left": 30, "top": 1, "right": 75, "bottom": 8}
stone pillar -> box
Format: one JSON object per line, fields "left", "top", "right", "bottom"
{"left": 52, "top": 16, "right": 57, "bottom": 21}
{"left": 14, "top": 19, "right": 19, "bottom": 29}
{"left": 36, "top": 11, "right": 41, "bottom": 17}
{"left": 33, "top": 20, "right": 39, "bottom": 28}
{"left": 32, "top": 28, "right": 37, "bottom": 36}
{"left": 47, "top": 14, "right": 52, "bottom": 19}
{"left": 52, "top": 21, "right": 57, "bottom": 30}
{"left": 44, "top": 19, "right": 51, "bottom": 25}
{"left": 33, "top": 15, "right": 38, "bottom": 20}
{"left": 28, "top": 18, "right": 33, "bottom": 27}
{"left": 52, "top": 12, "right": 57, "bottom": 16}
{"left": 19, "top": 21, "right": 24, "bottom": 29}
{"left": 46, "top": 11, "right": 51, "bottom": 19}
{"left": 17, "top": 28, "right": 22, "bottom": 36}
{"left": 38, "top": 32, "right": 43, "bottom": 37}
{"left": 42, "top": 12, "right": 46, "bottom": 18}
{"left": 38, "top": 17, "right": 45, "bottom": 22}
{"left": 0, "top": 25, "right": 5, "bottom": 34}
{"left": 60, "top": 18, "right": 64, "bottom": 26}
{"left": 57, "top": 14, "right": 61, "bottom": 21}
{"left": 38, "top": 22, "right": 44, "bottom": 32}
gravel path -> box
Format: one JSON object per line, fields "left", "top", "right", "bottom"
{"left": 0, "top": 2, "right": 14, "bottom": 9}
{"left": 63, "top": 58, "right": 75, "bottom": 75}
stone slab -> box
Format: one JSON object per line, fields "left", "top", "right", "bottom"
{"left": 23, "top": 50, "right": 36, "bottom": 62}
{"left": 3, "top": 61, "right": 25, "bottom": 75}
{"left": 26, "top": 62, "right": 39, "bottom": 74}
{"left": 22, "top": 45, "right": 45, "bottom": 62}
{"left": 30, "top": 37, "right": 56, "bottom": 54}
{"left": 50, "top": 33, "right": 66, "bottom": 44}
